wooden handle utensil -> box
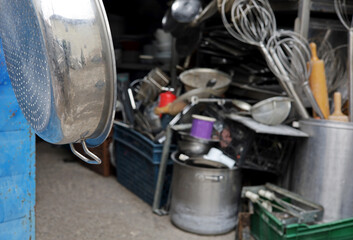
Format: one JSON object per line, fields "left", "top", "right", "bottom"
{"left": 309, "top": 42, "right": 330, "bottom": 119}
{"left": 328, "top": 92, "right": 349, "bottom": 122}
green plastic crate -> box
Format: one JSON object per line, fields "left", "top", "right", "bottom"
{"left": 251, "top": 204, "right": 353, "bottom": 240}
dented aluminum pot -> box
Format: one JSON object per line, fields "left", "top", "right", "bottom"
{"left": 170, "top": 152, "right": 242, "bottom": 235}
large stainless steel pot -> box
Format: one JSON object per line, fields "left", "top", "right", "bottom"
{"left": 291, "top": 119, "right": 353, "bottom": 222}
{"left": 170, "top": 152, "right": 242, "bottom": 235}
{"left": 0, "top": 0, "right": 116, "bottom": 164}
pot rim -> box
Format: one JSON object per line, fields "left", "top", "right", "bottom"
{"left": 171, "top": 151, "right": 239, "bottom": 172}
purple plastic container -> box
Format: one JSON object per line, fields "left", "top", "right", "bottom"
{"left": 190, "top": 115, "right": 216, "bottom": 140}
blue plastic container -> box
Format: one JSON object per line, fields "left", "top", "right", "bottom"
{"left": 114, "top": 124, "right": 175, "bottom": 206}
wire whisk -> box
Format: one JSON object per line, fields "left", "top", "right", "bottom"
{"left": 267, "top": 30, "right": 324, "bottom": 119}
{"left": 267, "top": 30, "right": 312, "bottom": 84}
{"left": 321, "top": 44, "right": 347, "bottom": 94}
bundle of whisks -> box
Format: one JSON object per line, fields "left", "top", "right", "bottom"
{"left": 221, "top": 0, "right": 324, "bottom": 119}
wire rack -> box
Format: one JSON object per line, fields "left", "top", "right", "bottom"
{"left": 220, "top": 120, "right": 296, "bottom": 175}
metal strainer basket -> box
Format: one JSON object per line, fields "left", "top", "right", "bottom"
{"left": 251, "top": 97, "right": 292, "bottom": 126}
{"left": 0, "top": 0, "right": 116, "bottom": 164}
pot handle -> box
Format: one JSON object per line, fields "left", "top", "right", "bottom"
{"left": 70, "top": 141, "right": 102, "bottom": 165}
{"left": 205, "top": 175, "right": 224, "bottom": 182}
{"left": 196, "top": 174, "right": 224, "bottom": 182}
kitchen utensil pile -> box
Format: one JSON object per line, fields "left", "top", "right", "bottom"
{"left": 220, "top": 0, "right": 334, "bottom": 120}
{"left": 150, "top": 0, "right": 353, "bottom": 237}
{"left": 216, "top": 0, "right": 353, "bottom": 124}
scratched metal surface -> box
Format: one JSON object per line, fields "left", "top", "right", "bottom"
{"left": 0, "top": 0, "right": 116, "bottom": 147}
{"left": 0, "top": 39, "right": 36, "bottom": 239}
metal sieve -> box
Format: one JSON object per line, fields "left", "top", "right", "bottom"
{"left": 0, "top": 0, "right": 116, "bottom": 164}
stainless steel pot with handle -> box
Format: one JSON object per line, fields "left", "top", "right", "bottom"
{"left": 0, "top": 0, "right": 116, "bottom": 164}
{"left": 170, "top": 152, "right": 242, "bottom": 235}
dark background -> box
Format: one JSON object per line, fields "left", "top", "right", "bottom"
{"left": 103, "top": 0, "right": 169, "bottom": 35}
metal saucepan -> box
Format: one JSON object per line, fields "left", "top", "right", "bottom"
{"left": 0, "top": 0, "right": 116, "bottom": 164}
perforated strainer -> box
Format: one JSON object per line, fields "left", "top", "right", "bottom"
{"left": 0, "top": 0, "right": 116, "bottom": 164}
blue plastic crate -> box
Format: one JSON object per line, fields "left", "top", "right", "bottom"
{"left": 114, "top": 124, "right": 175, "bottom": 206}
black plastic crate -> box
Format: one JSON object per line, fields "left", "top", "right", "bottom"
{"left": 114, "top": 124, "right": 174, "bottom": 206}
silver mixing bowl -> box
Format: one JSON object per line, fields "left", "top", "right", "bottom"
{"left": 178, "top": 132, "right": 219, "bottom": 157}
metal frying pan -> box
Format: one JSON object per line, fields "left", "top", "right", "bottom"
{"left": 0, "top": 0, "right": 116, "bottom": 164}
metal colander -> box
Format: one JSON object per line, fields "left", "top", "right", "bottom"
{"left": 0, "top": 0, "right": 117, "bottom": 164}
{"left": 0, "top": 0, "right": 52, "bottom": 132}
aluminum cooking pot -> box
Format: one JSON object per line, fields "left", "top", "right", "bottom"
{"left": 0, "top": 0, "right": 116, "bottom": 164}
{"left": 170, "top": 151, "right": 242, "bottom": 235}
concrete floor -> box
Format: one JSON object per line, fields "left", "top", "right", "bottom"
{"left": 36, "top": 141, "right": 236, "bottom": 240}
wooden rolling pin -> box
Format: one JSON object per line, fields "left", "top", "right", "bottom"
{"left": 309, "top": 42, "right": 330, "bottom": 119}
{"left": 328, "top": 92, "right": 349, "bottom": 122}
